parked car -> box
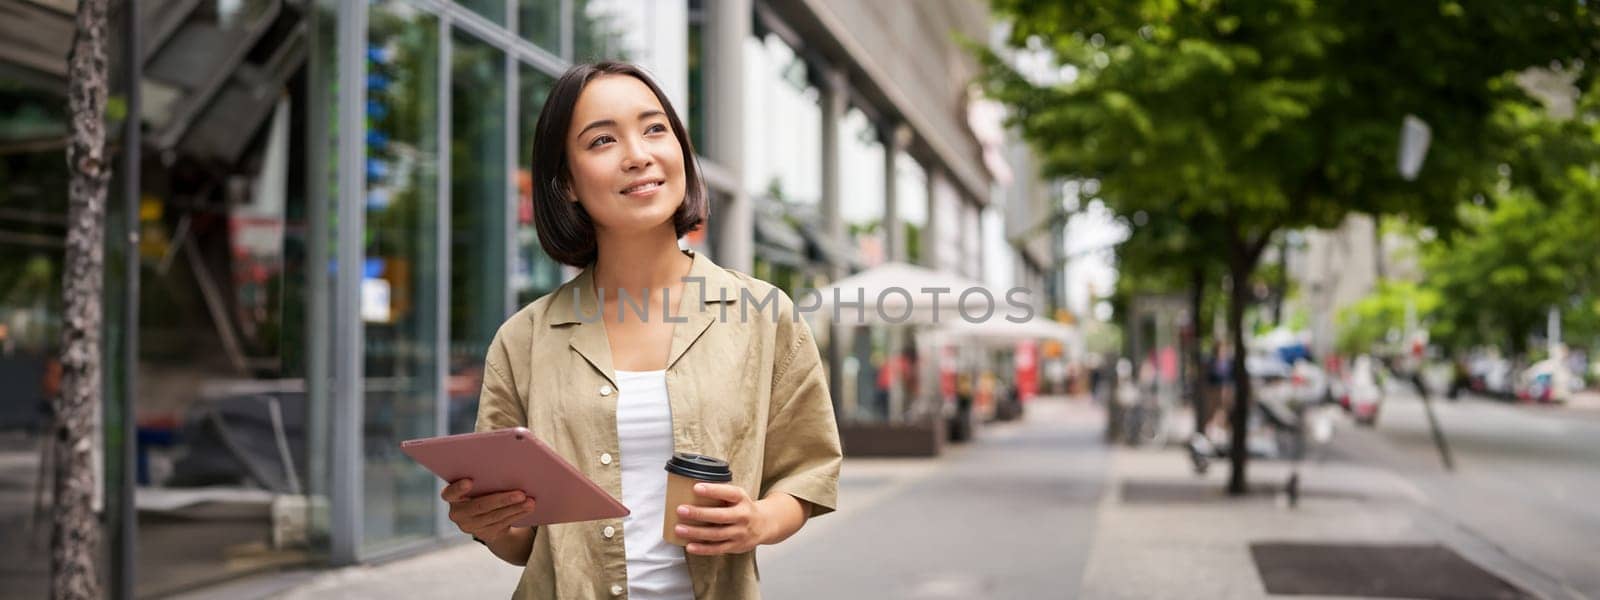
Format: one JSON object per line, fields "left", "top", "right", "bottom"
{"left": 1469, "top": 355, "right": 1515, "bottom": 398}
{"left": 1247, "top": 352, "right": 1332, "bottom": 407}
{"left": 1340, "top": 354, "right": 1383, "bottom": 426}
{"left": 1514, "top": 358, "right": 1583, "bottom": 404}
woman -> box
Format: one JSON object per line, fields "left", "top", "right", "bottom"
{"left": 439, "top": 62, "right": 841, "bottom": 600}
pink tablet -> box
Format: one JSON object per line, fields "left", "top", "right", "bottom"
{"left": 401, "top": 427, "right": 629, "bottom": 527}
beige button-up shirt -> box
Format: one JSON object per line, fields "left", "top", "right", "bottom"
{"left": 475, "top": 249, "right": 842, "bottom": 599}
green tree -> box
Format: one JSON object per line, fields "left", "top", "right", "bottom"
{"left": 1336, "top": 280, "right": 1442, "bottom": 356}
{"left": 1415, "top": 77, "right": 1600, "bottom": 356}
{"left": 976, "top": 0, "right": 1600, "bottom": 494}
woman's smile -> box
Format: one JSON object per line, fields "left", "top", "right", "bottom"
{"left": 621, "top": 178, "right": 666, "bottom": 198}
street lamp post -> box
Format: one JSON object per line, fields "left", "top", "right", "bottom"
{"left": 1398, "top": 114, "right": 1454, "bottom": 472}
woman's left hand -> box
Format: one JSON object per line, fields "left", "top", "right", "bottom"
{"left": 674, "top": 483, "right": 772, "bottom": 555}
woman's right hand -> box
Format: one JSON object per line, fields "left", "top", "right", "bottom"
{"left": 441, "top": 479, "right": 536, "bottom": 542}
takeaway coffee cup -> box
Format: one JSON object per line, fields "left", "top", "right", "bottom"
{"left": 662, "top": 452, "right": 733, "bottom": 546}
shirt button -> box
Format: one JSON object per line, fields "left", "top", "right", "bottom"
{"left": 600, "top": 452, "right": 613, "bottom": 465}
{"left": 610, "top": 584, "right": 624, "bottom": 596}
{"left": 602, "top": 525, "right": 616, "bottom": 538}
{"left": 599, "top": 384, "right": 613, "bottom": 396}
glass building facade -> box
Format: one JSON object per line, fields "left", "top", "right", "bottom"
{"left": 313, "top": 0, "right": 647, "bottom": 564}
{"left": 0, "top": 0, "right": 639, "bottom": 593}
{"left": 0, "top": 0, "right": 1056, "bottom": 595}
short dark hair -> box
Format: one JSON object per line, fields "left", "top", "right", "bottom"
{"left": 529, "top": 61, "right": 707, "bottom": 267}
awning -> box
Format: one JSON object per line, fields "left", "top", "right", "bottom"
{"left": 933, "top": 317, "right": 1081, "bottom": 352}
{"left": 795, "top": 220, "right": 862, "bottom": 272}
{"left": 753, "top": 213, "right": 809, "bottom": 268}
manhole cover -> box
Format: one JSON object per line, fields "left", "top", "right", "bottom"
{"left": 1250, "top": 542, "right": 1532, "bottom": 599}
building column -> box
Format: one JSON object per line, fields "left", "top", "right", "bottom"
{"left": 819, "top": 65, "right": 851, "bottom": 416}
{"left": 329, "top": 0, "right": 369, "bottom": 566}
{"left": 882, "top": 122, "right": 908, "bottom": 263}
{"left": 880, "top": 123, "right": 913, "bottom": 423}
{"left": 706, "top": 0, "right": 751, "bottom": 273}
{"left": 966, "top": 200, "right": 979, "bottom": 280}
{"left": 820, "top": 66, "right": 847, "bottom": 278}
{"left": 923, "top": 166, "right": 942, "bottom": 270}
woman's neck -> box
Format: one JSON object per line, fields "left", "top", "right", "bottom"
{"left": 591, "top": 225, "right": 693, "bottom": 299}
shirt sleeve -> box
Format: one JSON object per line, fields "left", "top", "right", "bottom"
{"left": 471, "top": 330, "right": 539, "bottom": 551}
{"left": 760, "top": 318, "right": 842, "bottom": 517}
{"left": 474, "top": 332, "right": 527, "bottom": 433}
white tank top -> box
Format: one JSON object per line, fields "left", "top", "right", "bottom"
{"left": 614, "top": 370, "right": 694, "bottom": 600}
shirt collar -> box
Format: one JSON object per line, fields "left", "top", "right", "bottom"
{"left": 548, "top": 248, "right": 738, "bottom": 327}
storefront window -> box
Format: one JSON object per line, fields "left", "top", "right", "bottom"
{"left": 362, "top": 1, "right": 442, "bottom": 550}
{"left": 0, "top": 14, "right": 330, "bottom": 596}
{"left": 897, "top": 153, "right": 928, "bottom": 265}
{"left": 0, "top": 66, "right": 69, "bottom": 600}
{"left": 841, "top": 108, "right": 886, "bottom": 266}
{"left": 457, "top": 0, "right": 506, "bottom": 26}
{"left": 686, "top": 0, "right": 707, "bottom": 148}
{"left": 518, "top": 0, "right": 561, "bottom": 51}
{"left": 515, "top": 63, "right": 564, "bottom": 308}
{"left": 448, "top": 31, "right": 508, "bottom": 435}
{"left": 743, "top": 33, "right": 821, "bottom": 206}
{"left": 573, "top": 0, "right": 633, "bottom": 62}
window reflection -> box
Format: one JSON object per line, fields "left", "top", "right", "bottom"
{"left": 573, "top": 0, "right": 634, "bottom": 62}
{"left": 898, "top": 154, "right": 928, "bottom": 265}
{"left": 362, "top": 1, "right": 441, "bottom": 550}
{"left": 516, "top": 64, "right": 563, "bottom": 308}
{"left": 687, "top": 0, "right": 708, "bottom": 149}
{"left": 456, "top": 0, "right": 506, "bottom": 26}
{"left": 744, "top": 33, "right": 821, "bottom": 206}
{"left": 518, "top": 0, "right": 561, "bottom": 52}
{"left": 448, "top": 31, "right": 508, "bottom": 435}
{"left": 841, "top": 108, "right": 886, "bottom": 267}
{"left": 4, "top": 6, "right": 331, "bottom": 593}
{"left": 0, "top": 63, "right": 69, "bottom": 600}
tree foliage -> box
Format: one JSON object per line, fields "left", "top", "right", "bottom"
{"left": 1352, "top": 77, "right": 1600, "bottom": 357}
{"left": 979, "top": 0, "right": 1598, "bottom": 239}
{"left": 1336, "top": 280, "right": 1442, "bottom": 356}
{"left": 975, "top": 0, "right": 1600, "bottom": 493}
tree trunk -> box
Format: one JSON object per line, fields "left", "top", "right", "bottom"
{"left": 1272, "top": 235, "right": 1287, "bottom": 326}
{"left": 1226, "top": 250, "right": 1253, "bottom": 495}
{"left": 55, "top": 0, "right": 111, "bottom": 597}
{"left": 1506, "top": 320, "right": 1528, "bottom": 359}
{"left": 1224, "top": 225, "right": 1273, "bottom": 496}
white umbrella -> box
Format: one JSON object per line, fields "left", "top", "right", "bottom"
{"left": 809, "top": 262, "right": 1018, "bottom": 327}
{"left": 934, "top": 317, "right": 1080, "bottom": 351}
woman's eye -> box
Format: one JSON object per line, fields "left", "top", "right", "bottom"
{"left": 646, "top": 123, "right": 667, "bottom": 135}
{"left": 588, "top": 134, "right": 615, "bottom": 148}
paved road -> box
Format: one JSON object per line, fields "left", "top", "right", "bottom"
{"left": 760, "top": 397, "right": 1109, "bottom": 599}
{"left": 1328, "top": 389, "right": 1600, "bottom": 599}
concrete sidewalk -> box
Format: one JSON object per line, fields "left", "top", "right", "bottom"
{"left": 179, "top": 397, "right": 1577, "bottom": 599}
{"left": 164, "top": 539, "right": 519, "bottom": 600}
{"left": 1080, "top": 445, "right": 1572, "bottom": 599}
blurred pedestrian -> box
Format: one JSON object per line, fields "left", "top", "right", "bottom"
{"left": 1448, "top": 357, "right": 1469, "bottom": 401}
{"left": 1205, "top": 340, "right": 1234, "bottom": 436}
{"left": 875, "top": 346, "right": 917, "bottom": 420}
{"left": 442, "top": 62, "right": 841, "bottom": 600}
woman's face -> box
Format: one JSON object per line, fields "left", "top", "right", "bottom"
{"left": 565, "top": 74, "right": 686, "bottom": 236}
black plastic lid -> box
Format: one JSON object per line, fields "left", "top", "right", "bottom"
{"left": 664, "top": 452, "right": 732, "bottom": 482}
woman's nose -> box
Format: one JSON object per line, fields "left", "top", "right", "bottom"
{"left": 620, "top": 138, "right": 652, "bottom": 170}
